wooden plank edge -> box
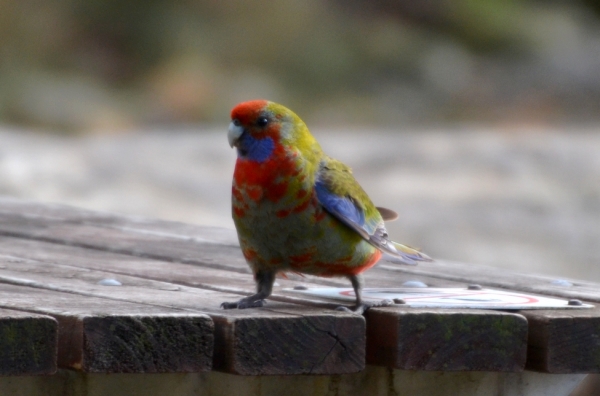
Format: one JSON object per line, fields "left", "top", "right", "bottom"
{"left": 365, "top": 308, "right": 528, "bottom": 372}
{"left": 521, "top": 307, "right": 600, "bottom": 373}
{"left": 0, "top": 308, "right": 57, "bottom": 376}
{"left": 0, "top": 270, "right": 365, "bottom": 376}
{"left": 212, "top": 310, "right": 366, "bottom": 375}
{"left": 58, "top": 313, "right": 214, "bottom": 373}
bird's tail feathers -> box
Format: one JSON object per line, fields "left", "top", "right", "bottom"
{"left": 382, "top": 242, "right": 432, "bottom": 265}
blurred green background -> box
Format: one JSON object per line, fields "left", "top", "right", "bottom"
{"left": 1, "top": 1, "right": 600, "bottom": 284}
{"left": 3, "top": 0, "right": 600, "bottom": 132}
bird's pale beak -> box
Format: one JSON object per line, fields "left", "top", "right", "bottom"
{"left": 228, "top": 122, "right": 244, "bottom": 148}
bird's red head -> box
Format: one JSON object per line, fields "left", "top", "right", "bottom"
{"left": 228, "top": 100, "right": 322, "bottom": 165}
{"left": 230, "top": 100, "right": 269, "bottom": 127}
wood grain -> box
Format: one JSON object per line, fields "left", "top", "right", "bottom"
{"left": 0, "top": 308, "right": 57, "bottom": 376}
{"left": 73, "top": 315, "right": 213, "bottom": 373}
{"left": 0, "top": 256, "right": 365, "bottom": 375}
{"left": 365, "top": 308, "right": 528, "bottom": 371}
{"left": 378, "top": 260, "right": 600, "bottom": 304}
{"left": 212, "top": 313, "right": 364, "bottom": 375}
{"left": 0, "top": 218, "right": 249, "bottom": 273}
{"left": 0, "top": 235, "right": 338, "bottom": 306}
{"left": 3, "top": 199, "right": 600, "bottom": 374}
{"left": 0, "top": 198, "right": 596, "bottom": 304}
{"left": 522, "top": 307, "right": 600, "bottom": 373}
{"left": 0, "top": 283, "right": 213, "bottom": 373}
{"left": 0, "top": 197, "right": 240, "bottom": 246}
{"left": 0, "top": 236, "right": 528, "bottom": 372}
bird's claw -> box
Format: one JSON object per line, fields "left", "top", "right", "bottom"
{"left": 335, "top": 304, "right": 368, "bottom": 315}
{"left": 221, "top": 298, "right": 266, "bottom": 309}
{"left": 335, "top": 299, "right": 395, "bottom": 315}
{"left": 377, "top": 299, "right": 395, "bottom": 307}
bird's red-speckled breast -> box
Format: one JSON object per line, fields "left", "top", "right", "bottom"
{"left": 232, "top": 137, "right": 303, "bottom": 216}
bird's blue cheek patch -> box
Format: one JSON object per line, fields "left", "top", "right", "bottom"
{"left": 237, "top": 134, "right": 275, "bottom": 163}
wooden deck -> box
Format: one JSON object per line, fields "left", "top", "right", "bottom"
{"left": 0, "top": 197, "right": 598, "bottom": 395}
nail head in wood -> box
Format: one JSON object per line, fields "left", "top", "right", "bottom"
{"left": 551, "top": 279, "right": 573, "bottom": 287}
{"left": 402, "top": 281, "right": 427, "bottom": 288}
{"left": 97, "top": 279, "right": 122, "bottom": 286}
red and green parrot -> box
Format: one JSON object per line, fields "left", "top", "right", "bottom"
{"left": 221, "top": 100, "right": 431, "bottom": 313}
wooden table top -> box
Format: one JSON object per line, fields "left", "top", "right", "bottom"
{"left": 0, "top": 197, "right": 598, "bottom": 377}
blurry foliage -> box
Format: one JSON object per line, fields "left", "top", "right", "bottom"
{"left": 1, "top": 0, "right": 600, "bottom": 132}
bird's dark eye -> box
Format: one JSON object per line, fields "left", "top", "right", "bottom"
{"left": 233, "top": 119, "right": 241, "bottom": 126}
{"left": 256, "top": 117, "right": 269, "bottom": 127}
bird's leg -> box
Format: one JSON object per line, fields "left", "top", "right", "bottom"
{"left": 221, "top": 269, "right": 275, "bottom": 309}
{"left": 335, "top": 274, "right": 367, "bottom": 314}
{"left": 336, "top": 274, "right": 393, "bottom": 314}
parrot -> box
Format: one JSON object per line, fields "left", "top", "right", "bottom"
{"left": 221, "top": 100, "right": 431, "bottom": 314}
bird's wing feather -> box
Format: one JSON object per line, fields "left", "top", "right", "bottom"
{"left": 315, "top": 157, "right": 430, "bottom": 265}
{"left": 314, "top": 157, "right": 374, "bottom": 237}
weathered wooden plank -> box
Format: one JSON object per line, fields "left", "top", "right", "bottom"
{"left": 0, "top": 308, "right": 57, "bottom": 376}
{"left": 65, "top": 315, "right": 213, "bottom": 373}
{"left": 211, "top": 313, "right": 363, "bottom": 375}
{"left": 0, "top": 199, "right": 597, "bottom": 305}
{"left": 0, "top": 283, "right": 213, "bottom": 373}
{"left": 3, "top": 199, "right": 597, "bottom": 373}
{"left": 0, "top": 256, "right": 365, "bottom": 375}
{"left": 15, "top": 210, "right": 447, "bottom": 298}
{"left": 522, "top": 308, "right": 600, "bottom": 373}
{"left": 365, "top": 308, "right": 527, "bottom": 371}
{"left": 0, "top": 213, "right": 249, "bottom": 273}
{"left": 0, "top": 197, "right": 240, "bottom": 246}
{"left": 378, "top": 260, "right": 600, "bottom": 304}
{"left": 0, "top": 236, "right": 333, "bottom": 308}
{"left": 0, "top": 237, "right": 528, "bottom": 372}
{"left": 0, "top": 235, "right": 458, "bottom": 308}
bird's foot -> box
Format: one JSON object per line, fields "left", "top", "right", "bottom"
{"left": 335, "top": 299, "right": 394, "bottom": 315}
{"left": 221, "top": 297, "right": 266, "bottom": 309}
